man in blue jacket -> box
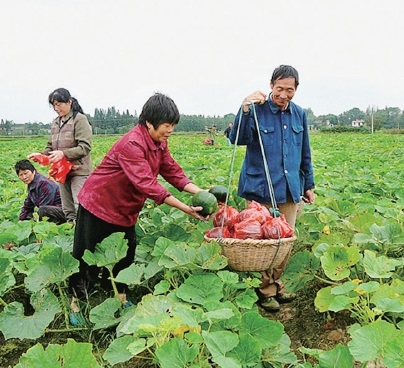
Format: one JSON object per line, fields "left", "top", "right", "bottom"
{"left": 230, "top": 65, "right": 315, "bottom": 312}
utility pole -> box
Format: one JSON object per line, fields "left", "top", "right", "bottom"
{"left": 371, "top": 106, "right": 374, "bottom": 134}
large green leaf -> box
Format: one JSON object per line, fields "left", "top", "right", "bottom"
{"left": 0, "top": 258, "right": 15, "bottom": 296}
{"left": 281, "top": 250, "right": 320, "bottom": 291}
{"left": 348, "top": 320, "right": 401, "bottom": 363}
{"left": 240, "top": 311, "right": 284, "bottom": 348}
{"left": 160, "top": 242, "right": 197, "bottom": 268}
{"left": 89, "top": 297, "right": 122, "bottom": 329}
{"left": 103, "top": 335, "right": 138, "bottom": 366}
{"left": 320, "top": 245, "right": 361, "bottom": 281}
{"left": 15, "top": 339, "right": 101, "bottom": 368}
{"left": 13, "top": 221, "right": 33, "bottom": 242}
{"left": 262, "top": 334, "right": 298, "bottom": 365}
{"left": 315, "top": 286, "right": 359, "bottom": 313}
{"left": 32, "top": 221, "right": 60, "bottom": 241}
{"left": 114, "top": 262, "right": 146, "bottom": 285}
{"left": 118, "top": 295, "right": 184, "bottom": 336}
{"left": 371, "top": 279, "right": 404, "bottom": 313}
{"left": 383, "top": 332, "right": 404, "bottom": 368}
{"left": 83, "top": 232, "right": 128, "bottom": 270}
{"left": 226, "top": 334, "right": 261, "bottom": 367}
{"left": 155, "top": 338, "right": 199, "bottom": 368}
{"left": 234, "top": 288, "right": 258, "bottom": 309}
{"left": 0, "top": 289, "right": 61, "bottom": 340}
{"left": 362, "top": 250, "right": 401, "bottom": 278}
{"left": 370, "top": 223, "right": 404, "bottom": 245}
{"left": 347, "top": 213, "right": 382, "bottom": 233}
{"left": 318, "top": 344, "right": 353, "bottom": 368}
{"left": 175, "top": 273, "right": 224, "bottom": 306}
{"left": 24, "top": 245, "right": 79, "bottom": 292}
{"left": 162, "top": 223, "right": 192, "bottom": 242}
{"left": 202, "top": 330, "right": 239, "bottom": 357}
{"left": 195, "top": 241, "right": 228, "bottom": 270}
{"left": 204, "top": 300, "right": 241, "bottom": 330}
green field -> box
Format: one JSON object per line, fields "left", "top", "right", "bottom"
{"left": 0, "top": 132, "right": 403, "bottom": 368}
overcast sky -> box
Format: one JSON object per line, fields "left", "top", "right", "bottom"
{"left": 1, "top": 0, "right": 404, "bottom": 124}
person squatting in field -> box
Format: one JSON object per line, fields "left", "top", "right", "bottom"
{"left": 28, "top": 88, "right": 92, "bottom": 223}
{"left": 205, "top": 124, "right": 218, "bottom": 145}
{"left": 15, "top": 159, "right": 66, "bottom": 224}
{"left": 68, "top": 93, "right": 208, "bottom": 324}
{"left": 230, "top": 64, "right": 315, "bottom": 312}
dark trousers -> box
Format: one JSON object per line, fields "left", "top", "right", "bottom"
{"left": 68, "top": 205, "right": 136, "bottom": 299}
{"left": 38, "top": 205, "right": 66, "bottom": 224}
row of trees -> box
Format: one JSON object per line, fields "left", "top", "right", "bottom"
{"left": 1, "top": 105, "right": 403, "bottom": 136}
{"left": 312, "top": 106, "right": 403, "bottom": 131}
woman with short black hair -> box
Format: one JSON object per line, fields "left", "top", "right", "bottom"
{"left": 68, "top": 93, "right": 207, "bottom": 325}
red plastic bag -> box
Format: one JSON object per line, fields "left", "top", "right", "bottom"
{"left": 237, "top": 201, "right": 271, "bottom": 224}
{"left": 237, "top": 205, "right": 269, "bottom": 224}
{"left": 30, "top": 153, "right": 50, "bottom": 165}
{"left": 261, "top": 214, "right": 294, "bottom": 239}
{"left": 205, "top": 226, "right": 232, "bottom": 238}
{"left": 30, "top": 154, "right": 74, "bottom": 184}
{"left": 213, "top": 204, "right": 239, "bottom": 229}
{"left": 49, "top": 157, "right": 74, "bottom": 184}
{"left": 247, "top": 200, "right": 271, "bottom": 219}
{"left": 233, "top": 219, "right": 263, "bottom": 240}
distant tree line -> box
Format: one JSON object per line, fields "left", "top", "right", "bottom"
{"left": 1, "top": 105, "right": 403, "bottom": 136}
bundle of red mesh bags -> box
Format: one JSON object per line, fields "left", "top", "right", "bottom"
{"left": 30, "top": 154, "right": 75, "bottom": 184}
{"left": 205, "top": 200, "right": 294, "bottom": 240}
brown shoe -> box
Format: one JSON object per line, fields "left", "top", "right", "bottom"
{"left": 276, "top": 293, "right": 296, "bottom": 304}
{"left": 259, "top": 297, "right": 280, "bottom": 312}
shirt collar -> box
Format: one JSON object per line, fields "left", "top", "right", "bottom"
{"left": 268, "top": 93, "right": 291, "bottom": 114}
{"left": 140, "top": 124, "right": 165, "bottom": 151}
{"left": 59, "top": 110, "right": 74, "bottom": 126}
{"left": 28, "top": 172, "right": 41, "bottom": 190}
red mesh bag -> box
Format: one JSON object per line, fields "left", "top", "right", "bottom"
{"left": 212, "top": 204, "right": 239, "bottom": 229}
{"left": 261, "top": 214, "right": 294, "bottom": 239}
{"left": 233, "top": 219, "right": 263, "bottom": 240}
{"left": 205, "top": 226, "right": 232, "bottom": 238}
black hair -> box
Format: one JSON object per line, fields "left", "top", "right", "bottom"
{"left": 271, "top": 65, "right": 299, "bottom": 87}
{"left": 15, "top": 159, "right": 36, "bottom": 175}
{"left": 48, "top": 88, "right": 84, "bottom": 118}
{"left": 138, "top": 93, "right": 180, "bottom": 129}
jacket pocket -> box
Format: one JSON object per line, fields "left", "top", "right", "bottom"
{"left": 242, "top": 168, "right": 267, "bottom": 198}
{"left": 259, "top": 126, "right": 275, "bottom": 146}
{"left": 292, "top": 123, "right": 303, "bottom": 146}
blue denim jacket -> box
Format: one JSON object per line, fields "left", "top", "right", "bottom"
{"left": 229, "top": 99, "right": 314, "bottom": 205}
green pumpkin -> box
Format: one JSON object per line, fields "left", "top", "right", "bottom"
{"left": 208, "top": 185, "right": 229, "bottom": 203}
{"left": 192, "top": 191, "right": 218, "bottom": 216}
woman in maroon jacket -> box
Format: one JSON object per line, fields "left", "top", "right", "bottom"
{"left": 69, "top": 93, "right": 206, "bottom": 324}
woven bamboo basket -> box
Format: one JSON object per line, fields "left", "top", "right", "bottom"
{"left": 204, "top": 235, "right": 296, "bottom": 272}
